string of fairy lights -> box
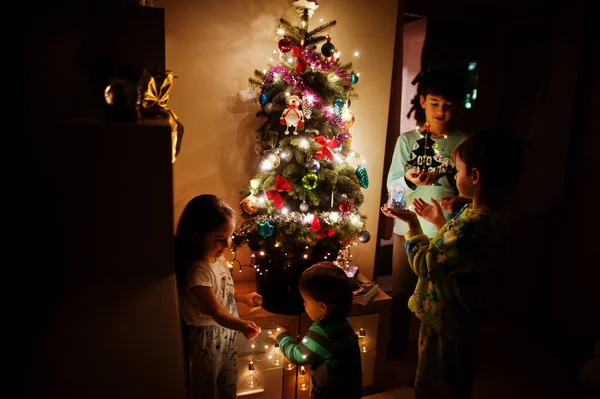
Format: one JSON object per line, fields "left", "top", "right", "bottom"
{"left": 238, "top": 327, "right": 372, "bottom": 392}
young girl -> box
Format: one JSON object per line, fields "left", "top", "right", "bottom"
{"left": 382, "top": 129, "right": 523, "bottom": 398}
{"left": 175, "top": 194, "right": 262, "bottom": 399}
{"left": 273, "top": 262, "right": 362, "bottom": 399}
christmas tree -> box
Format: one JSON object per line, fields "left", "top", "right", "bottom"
{"left": 406, "top": 123, "right": 454, "bottom": 187}
{"left": 232, "top": 0, "right": 370, "bottom": 314}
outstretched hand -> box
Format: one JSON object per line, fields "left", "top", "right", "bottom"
{"left": 381, "top": 204, "right": 420, "bottom": 230}
{"left": 413, "top": 198, "right": 446, "bottom": 228}
{"left": 439, "top": 195, "right": 470, "bottom": 214}
{"left": 241, "top": 320, "right": 261, "bottom": 340}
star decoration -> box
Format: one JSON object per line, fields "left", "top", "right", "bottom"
{"left": 258, "top": 221, "right": 275, "bottom": 239}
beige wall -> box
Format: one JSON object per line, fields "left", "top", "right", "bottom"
{"left": 158, "top": 0, "right": 398, "bottom": 280}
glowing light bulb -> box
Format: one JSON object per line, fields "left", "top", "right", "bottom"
{"left": 358, "top": 328, "right": 368, "bottom": 353}
{"left": 298, "top": 366, "right": 310, "bottom": 391}
{"left": 329, "top": 212, "right": 340, "bottom": 223}
{"left": 243, "top": 361, "right": 259, "bottom": 389}
{"left": 270, "top": 343, "right": 283, "bottom": 366}
{"left": 283, "top": 357, "right": 296, "bottom": 370}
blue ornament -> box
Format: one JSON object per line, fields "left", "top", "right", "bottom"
{"left": 259, "top": 92, "right": 269, "bottom": 106}
{"left": 356, "top": 165, "right": 369, "bottom": 188}
{"left": 333, "top": 97, "right": 344, "bottom": 117}
{"left": 258, "top": 221, "right": 274, "bottom": 239}
{"left": 306, "top": 159, "right": 320, "bottom": 172}
{"left": 350, "top": 72, "right": 359, "bottom": 85}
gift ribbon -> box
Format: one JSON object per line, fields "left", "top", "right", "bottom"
{"left": 314, "top": 135, "right": 339, "bottom": 161}
{"left": 141, "top": 70, "right": 181, "bottom": 163}
{"left": 308, "top": 216, "right": 335, "bottom": 239}
{"left": 265, "top": 176, "right": 293, "bottom": 209}
{"left": 293, "top": 46, "right": 308, "bottom": 74}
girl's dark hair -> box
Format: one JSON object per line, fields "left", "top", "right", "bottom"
{"left": 298, "top": 262, "right": 353, "bottom": 318}
{"left": 452, "top": 129, "right": 523, "bottom": 204}
{"left": 174, "top": 194, "right": 235, "bottom": 292}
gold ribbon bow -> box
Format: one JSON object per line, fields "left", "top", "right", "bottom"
{"left": 141, "top": 70, "right": 182, "bottom": 163}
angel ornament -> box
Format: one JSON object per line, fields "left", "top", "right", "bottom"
{"left": 280, "top": 94, "right": 305, "bottom": 135}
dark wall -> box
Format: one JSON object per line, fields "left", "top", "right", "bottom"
{"left": 378, "top": 1, "right": 598, "bottom": 394}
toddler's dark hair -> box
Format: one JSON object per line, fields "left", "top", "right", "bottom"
{"left": 299, "top": 262, "right": 353, "bottom": 318}
{"left": 452, "top": 129, "right": 524, "bottom": 202}
{"left": 174, "top": 194, "right": 235, "bottom": 291}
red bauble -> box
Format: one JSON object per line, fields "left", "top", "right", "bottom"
{"left": 278, "top": 38, "right": 293, "bottom": 53}
{"left": 339, "top": 200, "right": 353, "bottom": 216}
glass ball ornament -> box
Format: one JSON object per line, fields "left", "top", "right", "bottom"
{"left": 305, "top": 159, "right": 320, "bottom": 172}
{"left": 350, "top": 71, "right": 359, "bottom": 85}
{"left": 321, "top": 41, "right": 335, "bottom": 57}
{"left": 104, "top": 79, "right": 140, "bottom": 123}
{"left": 242, "top": 194, "right": 259, "bottom": 214}
{"left": 261, "top": 150, "right": 280, "bottom": 171}
{"left": 358, "top": 230, "right": 371, "bottom": 243}
{"left": 302, "top": 173, "right": 319, "bottom": 190}
{"left": 278, "top": 37, "right": 293, "bottom": 53}
{"left": 342, "top": 109, "right": 355, "bottom": 128}
{"left": 338, "top": 200, "right": 352, "bottom": 216}
{"left": 299, "top": 201, "right": 309, "bottom": 212}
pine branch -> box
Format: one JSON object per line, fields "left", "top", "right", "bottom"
{"left": 279, "top": 18, "right": 300, "bottom": 37}
{"left": 338, "top": 62, "right": 353, "bottom": 71}
{"left": 304, "top": 35, "right": 329, "bottom": 47}
{"left": 307, "top": 21, "right": 336, "bottom": 37}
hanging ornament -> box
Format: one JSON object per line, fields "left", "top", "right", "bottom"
{"left": 280, "top": 95, "right": 304, "bottom": 135}
{"left": 305, "top": 159, "right": 320, "bottom": 172}
{"left": 241, "top": 194, "right": 259, "bottom": 214}
{"left": 350, "top": 72, "right": 359, "bottom": 85}
{"left": 356, "top": 165, "right": 369, "bottom": 188}
{"left": 261, "top": 150, "right": 281, "bottom": 171}
{"left": 358, "top": 230, "right": 371, "bottom": 243}
{"left": 258, "top": 221, "right": 275, "bottom": 239}
{"left": 265, "top": 175, "right": 293, "bottom": 209}
{"left": 278, "top": 38, "right": 293, "bottom": 53}
{"left": 259, "top": 92, "right": 269, "bottom": 106}
{"left": 342, "top": 109, "right": 355, "bottom": 129}
{"left": 338, "top": 201, "right": 352, "bottom": 216}
{"left": 301, "top": 96, "right": 312, "bottom": 120}
{"left": 302, "top": 173, "right": 319, "bottom": 190}
{"left": 299, "top": 201, "right": 309, "bottom": 212}
{"left": 333, "top": 97, "right": 344, "bottom": 117}
{"left": 321, "top": 35, "right": 335, "bottom": 57}
{"left": 264, "top": 102, "right": 274, "bottom": 114}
